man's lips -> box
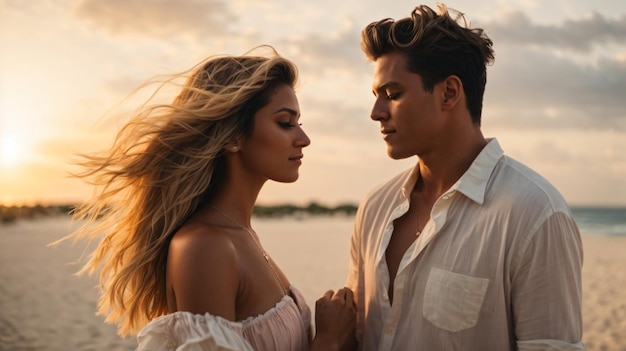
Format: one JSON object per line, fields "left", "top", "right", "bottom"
{"left": 381, "top": 129, "right": 395, "bottom": 140}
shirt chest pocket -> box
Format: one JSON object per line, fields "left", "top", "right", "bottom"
{"left": 422, "top": 267, "right": 489, "bottom": 332}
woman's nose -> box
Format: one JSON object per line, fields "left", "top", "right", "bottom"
{"left": 295, "top": 127, "right": 311, "bottom": 147}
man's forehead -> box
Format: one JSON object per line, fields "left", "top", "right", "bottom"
{"left": 373, "top": 53, "right": 409, "bottom": 76}
{"left": 372, "top": 56, "right": 416, "bottom": 87}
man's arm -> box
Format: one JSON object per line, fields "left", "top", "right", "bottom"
{"left": 511, "top": 211, "right": 586, "bottom": 350}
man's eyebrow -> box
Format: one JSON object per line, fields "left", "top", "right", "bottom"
{"left": 372, "top": 82, "right": 401, "bottom": 95}
{"left": 274, "top": 107, "right": 300, "bottom": 117}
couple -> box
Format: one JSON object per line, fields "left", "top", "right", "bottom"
{"left": 68, "top": 4, "right": 585, "bottom": 351}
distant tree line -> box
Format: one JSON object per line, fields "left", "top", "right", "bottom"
{"left": 0, "top": 202, "right": 358, "bottom": 225}
{"left": 254, "top": 202, "right": 358, "bottom": 218}
{"left": 0, "top": 204, "right": 75, "bottom": 224}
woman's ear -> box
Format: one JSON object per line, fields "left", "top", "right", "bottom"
{"left": 226, "top": 139, "right": 243, "bottom": 153}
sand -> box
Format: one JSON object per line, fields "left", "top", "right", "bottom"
{"left": 0, "top": 216, "right": 624, "bottom": 350}
{"left": 580, "top": 235, "right": 626, "bottom": 351}
{"left": 0, "top": 217, "right": 136, "bottom": 351}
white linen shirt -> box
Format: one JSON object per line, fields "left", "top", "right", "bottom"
{"left": 346, "top": 139, "right": 585, "bottom": 351}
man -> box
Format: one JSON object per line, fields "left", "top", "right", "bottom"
{"left": 346, "top": 4, "right": 585, "bottom": 350}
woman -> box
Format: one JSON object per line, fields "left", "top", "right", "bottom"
{"left": 66, "top": 46, "right": 356, "bottom": 350}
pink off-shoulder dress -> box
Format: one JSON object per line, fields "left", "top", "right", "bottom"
{"left": 137, "top": 285, "right": 311, "bottom": 351}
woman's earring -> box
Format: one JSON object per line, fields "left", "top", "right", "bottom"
{"left": 230, "top": 146, "right": 239, "bottom": 152}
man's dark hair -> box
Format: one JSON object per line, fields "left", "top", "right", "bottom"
{"left": 362, "top": 4, "right": 495, "bottom": 124}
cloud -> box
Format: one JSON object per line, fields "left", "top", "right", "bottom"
{"left": 278, "top": 19, "right": 369, "bottom": 76}
{"left": 483, "top": 11, "right": 626, "bottom": 51}
{"left": 73, "top": 0, "right": 237, "bottom": 40}
{"left": 300, "top": 97, "right": 372, "bottom": 136}
{"left": 485, "top": 46, "right": 626, "bottom": 130}
{"left": 469, "top": 10, "right": 626, "bottom": 131}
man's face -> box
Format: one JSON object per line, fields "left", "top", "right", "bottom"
{"left": 370, "top": 52, "right": 446, "bottom": 160}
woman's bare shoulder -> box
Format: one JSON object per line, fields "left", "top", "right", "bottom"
{"left": 170, "top": 221, "right": 238, "bottom": 257}
{"left": 167, "top": 221, "right": 241, "bottom": 317}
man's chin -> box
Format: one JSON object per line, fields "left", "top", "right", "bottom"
{"left": 387, "top": 149, "right": 413, "bottom": 160}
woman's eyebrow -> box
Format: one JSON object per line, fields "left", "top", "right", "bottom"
{"left": 274, "top": 107, "right": 299, "bottom": 117}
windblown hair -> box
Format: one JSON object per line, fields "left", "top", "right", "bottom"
{"left": 63, "top": 46, "right": 298, "bottom": 336}
{"left": 361, "top": 3, "right": 494, "bottom": 124}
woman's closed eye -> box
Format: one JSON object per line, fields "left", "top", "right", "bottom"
{"left": 277, "top": 121, "right": 302, "bottom": 129}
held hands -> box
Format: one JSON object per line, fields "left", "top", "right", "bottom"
{"left": 311, "top": 287, "right": 357, "bottom": 351}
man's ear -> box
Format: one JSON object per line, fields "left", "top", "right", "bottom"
{"left": 441, "top": 75, "right": 463, "bottom": 109}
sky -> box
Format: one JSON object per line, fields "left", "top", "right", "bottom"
{"left": 1, "top": 0, "right": 625, "bottom": 207}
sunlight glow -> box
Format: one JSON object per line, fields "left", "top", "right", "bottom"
{"left": 0, "top": 134, "right": 24, "bottom": 165}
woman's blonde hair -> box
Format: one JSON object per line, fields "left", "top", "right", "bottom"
{"left": 65, "top": 46, "right": 298, "bottom": 336}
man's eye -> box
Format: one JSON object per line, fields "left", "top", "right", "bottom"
{"left": 387, "top": 92, "right": 400, "bottom": 100}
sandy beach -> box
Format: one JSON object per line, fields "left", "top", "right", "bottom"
{"left": 0, "top": 216, "right": 624, "bottom": 350}
{"left": 0, "top": 217, "right": 137, "bottom": 350}
{"left": 580, "top": 234, "right": 626, "bottom": 350}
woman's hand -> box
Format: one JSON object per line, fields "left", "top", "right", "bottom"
{"left": 310, "top": 287, "right": 357, "bottom": 351}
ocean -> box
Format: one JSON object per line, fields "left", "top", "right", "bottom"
{"left": 571, "top": 207, "right": 626, "bottom": 237}
{"left": 0, "top": 207, "right": 624, "bottom": 350}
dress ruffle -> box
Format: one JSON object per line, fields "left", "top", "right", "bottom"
{"left": 137, "top": 286, "right": 310, "bottom": 351}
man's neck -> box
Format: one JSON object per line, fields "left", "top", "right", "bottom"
{"left": 416, "top": 130, "right": 487, "bottom": 201}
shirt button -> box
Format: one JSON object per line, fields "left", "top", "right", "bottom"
{"left": 384, "top": 326, "right": 393, "bottom": 334}
{"left": 382, "top": 293, "right": 389, "bottom": 301}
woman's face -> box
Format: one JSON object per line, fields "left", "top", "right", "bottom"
{"left": 238, "top": 84, "right": 311, "bottom": 183}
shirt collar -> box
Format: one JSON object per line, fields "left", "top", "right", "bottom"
{"left": 399, "top": 138, "right": 504, "bottom": 205}
{"left": 453, "top": 138, "right": 503, "bottom": 205}
{"left": 401, "top": 166, "right": 420, "bottom": 200}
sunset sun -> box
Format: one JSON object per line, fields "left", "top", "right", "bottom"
{"left": 0, "top": 134, "right": 24, "bottom": 166}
